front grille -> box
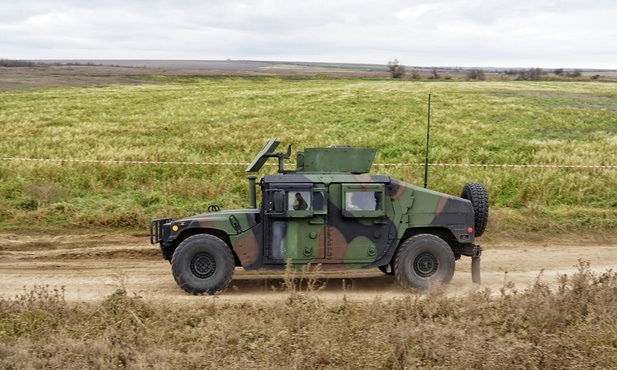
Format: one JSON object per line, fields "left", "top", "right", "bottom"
{"left": 150, "top": 217, "right": 172, "bottom": 244}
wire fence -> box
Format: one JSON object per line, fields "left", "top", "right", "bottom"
{"left": 1, "top": 157, "right": 615, "bottom": 170}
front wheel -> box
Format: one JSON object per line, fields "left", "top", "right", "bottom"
{"left": 394, "top": 234, "right": 456, "bottom": 290}
{"left": 171, "top": 234, "right": 234, "bottom": 295}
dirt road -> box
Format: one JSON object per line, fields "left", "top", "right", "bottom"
{"left": 1, "top": 233, "right": 615, "bottom": 303}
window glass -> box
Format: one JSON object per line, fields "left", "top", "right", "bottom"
{"left": 312, "top": 191, "right": 326, "bottom": 212}
{"left": 288, "top": 191, "right": 311, "bottom": 211}
{"left": 345, "top": 191, "right": 381, "bottom": 211}
{"left": 341, "top": 183, "right": 385, "bottom": 218}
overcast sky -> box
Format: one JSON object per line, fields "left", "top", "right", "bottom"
{"left": 1, "top": 0, "right": 615, "bottom": 69}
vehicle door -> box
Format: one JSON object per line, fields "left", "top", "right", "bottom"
{"left": 326, "top": 183, "right": 395, "bottom": 263}
{"left": 264, "top": 184, "right": 327, "bottom": 264}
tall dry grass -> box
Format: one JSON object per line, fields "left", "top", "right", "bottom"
{"left": 0, "top": 263, "right": 616, "bottom": 369}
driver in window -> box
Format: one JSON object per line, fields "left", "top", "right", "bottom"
{"left": 293, "top": 192, "right": 308, "bottom": 210}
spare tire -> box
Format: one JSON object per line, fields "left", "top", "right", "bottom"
{"left": 461, "top": 182, "right": 489, "bottom": 237}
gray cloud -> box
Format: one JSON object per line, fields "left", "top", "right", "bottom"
{"left": 1, "top": 0, "right": 615, "bottom": 68}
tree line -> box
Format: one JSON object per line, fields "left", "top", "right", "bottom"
{"left": 387, "top": 59, "right": 590, "bottom": 80}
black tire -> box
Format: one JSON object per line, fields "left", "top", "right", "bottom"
{"left": 394, "top": 234, "right": 456, "bottom": 290}
{"left": 171, "top": 234, "right": 234, "bottom": 295}
{"left": 461, "top": 182, "right": 489, "bottom": 237}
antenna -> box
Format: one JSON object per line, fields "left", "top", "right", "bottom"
{"left": 423, "top": 94, "right": 431, "bottom": 188}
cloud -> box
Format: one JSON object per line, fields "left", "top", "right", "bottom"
{"left": 1, "top": 0, "right": 615, "bottom": 68}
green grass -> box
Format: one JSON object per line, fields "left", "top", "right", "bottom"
{"left": 1, "top": 77, "right": 616, "bottom": 234}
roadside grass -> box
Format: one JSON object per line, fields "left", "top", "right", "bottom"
{"left": 0, "top": 78, "right": 616, "bottom": 234}
{"left": 0, "top": 263, "right": 616, "bottom": 369}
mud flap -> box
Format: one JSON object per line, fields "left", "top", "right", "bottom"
{"left": 471, "top": 256, "right": 481, "bottom": 284}
{"left": 471, "top": 244, "right": 482, "bottom": 284}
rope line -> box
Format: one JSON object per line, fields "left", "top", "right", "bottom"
{"left": 374, "top": 163, "right": 617, "bottom": 169}
{"left": 0, "top": 157, "right": 253, "bottom": 166}
{"left": 1, "top": 157, "right": 615, "bottom": 169}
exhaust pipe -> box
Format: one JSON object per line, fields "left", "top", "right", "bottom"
{"left": 247, "top": 175, "right": 258, "bottom": 209}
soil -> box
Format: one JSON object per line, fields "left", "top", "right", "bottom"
{"left": 5, "top": 63, "right": 615, "bottom": 91}
{"left": 0, "top": 64, "right": 391, "bottom": 91}
{"left": 1, "top": 233, "right": 615, "bottom": 303}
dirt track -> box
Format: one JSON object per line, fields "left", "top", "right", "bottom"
{"left": 1, "top": 233, "right": 615, "bottom": 303}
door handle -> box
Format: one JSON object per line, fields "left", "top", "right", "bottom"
{"left": 309, "top": 216, "right": 325, "bottom": 225}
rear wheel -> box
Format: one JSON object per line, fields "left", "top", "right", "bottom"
{"left": 461, "top": 182, "right": 489, "bottom": 237}
{"left": 171, "top": 234, "right": 234, "bottom": 295}
{"left": 394, "top": 234, "right": 456, "bottom": 290}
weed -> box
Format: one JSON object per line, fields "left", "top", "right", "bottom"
{"left": 0, "top": 266, "right": 616, "bottom": 368}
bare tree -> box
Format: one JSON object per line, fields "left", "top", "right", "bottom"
{"left": 430, "top": 67, "right": 440, "bottom": 79}
{"left": 387, "top": 59, "right": 406, "bottom": 78}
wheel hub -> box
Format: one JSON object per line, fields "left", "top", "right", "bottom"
{"left": 190, "top": 252, "right": 216, "bottom": 279}
{"left": 414, "top": 252, "right": 438, "bottom": 277}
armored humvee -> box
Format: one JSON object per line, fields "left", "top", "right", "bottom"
{"left": 150, "top": 138, "right": 488, "bottom": 294}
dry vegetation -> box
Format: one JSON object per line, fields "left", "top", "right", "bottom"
{"left": 1, "top": 263, "right": 616, "bottom": 369}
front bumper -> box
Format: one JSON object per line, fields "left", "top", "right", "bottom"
{"left": 149, "top": 217, "right": 172, "bottom": 244}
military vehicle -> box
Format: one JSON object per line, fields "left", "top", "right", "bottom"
{"left": 150, "top": 138, "right": 488, "bottom": 294}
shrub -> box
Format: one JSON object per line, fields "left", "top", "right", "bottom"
{"left": 516, "top": 68, "right": 544, "bottom": 81}
{"left": 387, "top": 59, "right": 406, "bottom": 78}
{"left": 467, "top": 69, "right": 486, "bottom": 80}
{"left": 566, "top": 69, "right": 582, "bottom": 78}
{"left": 0, "top": 59, "right": 40, "bottom": 67}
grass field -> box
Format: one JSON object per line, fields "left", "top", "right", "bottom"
{"left": 1, "top": 75, "right": 616, "bottom": 235}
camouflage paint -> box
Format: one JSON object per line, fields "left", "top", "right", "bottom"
{"left": 154, "top": 172, "right": 476, "bottom": 272}
{"left": 151, "top": 140, "right": 481, "bottom": 275}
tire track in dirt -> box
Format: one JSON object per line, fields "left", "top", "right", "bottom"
{"left": 1, "top": 234, "right": 615, "bottom": 303}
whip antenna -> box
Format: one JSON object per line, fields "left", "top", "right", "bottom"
{"left": 423, "top": 94, "right": 431, "bottom": 188}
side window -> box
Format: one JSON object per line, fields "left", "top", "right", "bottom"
{"left": 312, "top": 189, "right": 327, "bottom": 214}
{"left": 342, "top": 184, "right": 385, "bottom": 218}
{"left": 345, "top": 191, "right": 382, "bottom": 211}
{"left": 266, "top": 185, "right": 327, "bottom": 218}
{"left": 288, "top": 191, "right": 311, "bottom": 211}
